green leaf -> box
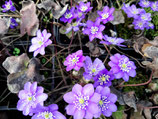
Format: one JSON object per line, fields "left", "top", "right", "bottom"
{"left": 112, "top": 105, "right": 126, "bottom": 119}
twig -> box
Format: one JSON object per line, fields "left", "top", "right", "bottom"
{"left": 119, "top": 70, "right": 153, "bottom": 87}
{"left": 0, "top": 14, "right": 21, "bottom": 18}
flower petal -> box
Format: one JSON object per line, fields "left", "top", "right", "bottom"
{"left": 72, "top": 84, "right": 82, "bottom": 95}
{"left": 90, "top": 93, "right": 101, "bottom": 103}
{"left": 87, "top": 102, "right": 99, "bottom": 114}
{"left": 30, "top": 82, "right": 37, "bottom": 94}
{"left": 53, "top": 111, "right": 66, "bottom": 119}
{"left": 83, "top": 84, "right": 94, "bottom": 97}
{"left": 74, "top": 109, "right": 85, "bottom": 119}
{"left": 108, "top": 103, "right": 117, "bottom": 112}
{"left": 101, "top": 87, "right": 110, "bottom": 97}
{"left": 63, "top": 92, "right": 76, "bottom": 103}
{"left": 107, "top": 94, "right": 117, "bottom": 103}
{"left": 65, "top": 104, "right": 76, "bottom": 115}
{"left": 35, "top": 93, "right": 48, "bottom": 103}
{"left": 49, "top": 104, "right": 58, "bottom": 111}
{"left": 24, "top": 82, "right": 31, "bottom": 92}
{"left": 115, "top": 72, "right": 124, "bottom": 79}
{"left": 128, "top": 69, "right": 136, "bottom": 77}
{"left": 102, "top": 110, "right": 112, "bottom": 117}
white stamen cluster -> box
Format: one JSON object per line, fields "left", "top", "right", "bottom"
{"left": 98, "top": 74, "right": 110, "bottom": 85}
{"left": 37, "top": 111, "right": 55, "bottom": 119}
{"left": 99, "top": 96, "right": 110, "bottom": 111}
{"left": 119, "top": 57, "right": 131, "bottom": 72}
{"left": 90, "top": 26, "right": 99, "bottom": 34}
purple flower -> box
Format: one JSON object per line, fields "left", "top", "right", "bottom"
{"left": 83, "top": 56, "right": 105, "bottom": 80}
{"left": 108, "top": 53, "right": 136, "bottom": 81}
{"left": 64, "top": 50, "right": 85, "bottom": 71}
{"left": 151, "top": 2, "right": 158, "bottom": 12}
{"left": 10, "top": 18, "right": 18, "bottom": 29}
{"left": 2, "top": 0, "right": 16, "bottom": 12}
{"left": 17, "top": 82, "right": 48, "bottom": 116}
{"left": 83, "top": 19, "right": 105, "bottom": 41}
{"left": 133, "top": 19, "right": 147, "bottom": 30}
{"left": 93, "top": 69, "right": 114, "bottom": 88}
{"left": 76, "top": 2, "right": 93, "bottom": 13}
{"left": 60, "top": 7, "right": 76, "bottom": 23}
{"left": 139, "top": 0, "right": 151, "bottom": 8}
{"left": 94, "top": 86, "right": 117, "bottom": 118}
{"left": 31, "top": 104, "right": 66, "bottom": 119}
{"left": 100, "top": 35, "right": 125, "bottom": 47}
{"left": 63, "top": 84, "right": 101, "bottom": 119}
{"left": 97, "top": 6, "right": 115, "bottom": 24}
{"left": 140, "top": 12, "right": 151, "bottom": 22}
{"left": 65, "top": 21, "right": 86, "bottom": 33}
{"left": 29, "top": 29, "right": 52, "bottom": 57}
{"left": 146, "top": 22, "right": 154, "bottom": 29}
{"left": 122, "top": 3, "right": 130, "bottom": 12}
{"left": 123, "top": 4, "right": 144, "bottom": 18}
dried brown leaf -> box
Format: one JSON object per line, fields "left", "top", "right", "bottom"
{"left": 20, "top": 0, "right": 39, "bottom": 36}
{"left": 110, "top": 10, "right": 124, "bottom": 25}
{"left": 2, "top": 53, "right": 44, "bottom": 93}
{"left": 0, "top": 17, "right": 10, "bottom": 35}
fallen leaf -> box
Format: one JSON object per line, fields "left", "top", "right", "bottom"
{"left": 20, "top": 0, "right": 39, "bottom": 36}
{"left": 2, "top": 53, "right": 44, "bottom": 93}
{"left": 86, "top": 41, "right": 105, "bottom": 57}
{"left": 123, "top": 91, "right": 137, "bottom": 111}
{"left": 0, "top": 17, "right": 10, "bottom": 35}
{"left": 88, "top": 11, "right": 99, "bottom": 22}
{"left": 37, "top": 0, "right": 68, "bottom": 19}
{"left": 110, "top": 10, "right": 125, "bottom": 25}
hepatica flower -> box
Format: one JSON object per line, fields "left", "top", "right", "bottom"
{"left": 31, "top": 104, "right": 66, "bottom": 119}
{"left": 94, "top": 86, "right": 117, "bottom": 118}
{"left": 29, "top": 29, "right": 52, "bottom": 57}
{"left": 60, "top": 7, "right": 75, "bottom": 23}
{"left": 2, "top": 0, "right": 16, "bottom": 12}
{"left": 76, "top": 2, "right": 93, "bottom": 13}
{"left": 17, "top": 82, "right": 48, "bottom": 116}
{"left": 140, "top": 12, "right": 151, "bottom": 22}
{"left": 10, "top": 18, "right": 18, "bottom": 29}
{"left": 151, "top": 2, "right": 158, "bottom": 12}
{"left": 97, "top": 6, "right": 115, "bottom": 24}
{"left": 133, "top": 19, "right": 147, "bottom": 30}
{"left": 83, "top": 56, "right": 105, "bottom": 80}
{"left": 64, "top": 50, "right": 85, "bottom": 71}
{"left": 139, "top": 0, "right": 151, "bottom": 8}
{"left": 83, "top": 19, "right": 105, "bottom": 41}
{"left": 93, "top": 69, "right": 114, "bottom": 87}
{"left": 100, "top": 35, "right": 125, "bottom": 47}
{"left": 63, "top": 84, "right": 101, "bottom": 119}
{"left": 108, "top": 53, "right": 136, "bottom": 81}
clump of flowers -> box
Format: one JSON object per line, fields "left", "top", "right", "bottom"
{"left": 97, "top": 6, "right": 115, "bottom": 24}
{"left": 93, "top": 69, "right": 114, "bottom": 87}
{"left": 29, "top": 29, "right": 52, "bottom": 57}
{"left": 10, "top": 18, "right": 18, "bottom": 29}
{"left": 64, "top": 50, "right": 85, "bottom": 71}
{"left": 60, "top": 7, "right": 76, "bottom": 23}
{"left": 31, "top": 104, "right": 66, "bottom": 119}
{"left": 83, "top": 18, "right": 105, "bottom": 41}
{"left": 63, "top": 84, "right": 101, "bottom": 119}
{"left": 2, "top": 0, "right": 16, "bottom": 12}
{"left": 108, "top": 53, "right": 136, "bottom": 81}
{"left": 94, "top": 86, "right": 117, "bottom": 118}
{"left": 17, "top": 82, "right": 48, "bottom": 116}
{"left": 76, "top": 2, "right": 93, "bottom": 13}
{"left": 122, "top": 4, "right": 154, "bottom": 30}
{"left": 83, "top": 56, "right": 105, "bottom": 80}
{"left": 100, "top": 35, "right": 125, "bottom": 47}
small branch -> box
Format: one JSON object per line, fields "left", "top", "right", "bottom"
{"left": 119, "top": 70, "right": 154, "bottom": 87}
{"left": 0, "top": 14, "right": 21, "bottom": 18}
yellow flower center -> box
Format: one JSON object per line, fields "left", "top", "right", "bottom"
{"left": 45, "top": 113, "right": 50, "bottom": 118}
{"left": 81, "top": 6, "right": 88, "bottom": 12}
{"left": 102, "top": 13, "right": 109, "bottom": 19}
{"left": 72, "top": 22, "right": 77, "bottom": 26}
{"left": 92, "top": 68, "right": 96, "bottom": 73}
{"left": 28, "top": 97, "right": 32, "bottom": 101}
{"left": 38, "top": 41, "right": 43, "bottom": 45}
{"left": 79, "top": 98, "right": 85, "bottom": 104}
{"left": 6, "top": 4, "right": 11, "bottom": 9}
{"left": 122, "top": 64, "right": 127, "bottom": 69}
{"left": 65, "top": 13, "right": 72, "bottom": 19}
{"left": 101, "top": 76, "right": 106, "bottom": 81}
{"left": 99, "top": 100, "right": 103, "bottom": 105}
{"left": 91, "top": 27, "right": 98, "bottom": 34}
{"left": 138, "top": 22, "right": 143, "bottom": 27}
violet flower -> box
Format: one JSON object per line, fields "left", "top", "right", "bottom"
{"left": 83, "top": 18, "right": 105, "bottom": 41}
{"left": 17, "top": 82, "right": 48, "bottom": 116}
{"left": 10, "top": 18, "right": 18, "bottom": 29}
{"left": 29, "top": 29, "right": 52, "bottom": 57}
{"left": 151, "top": 2, "right": 158, "bottom": 12}
{"left": 133, "top": 19, "right": 147, "bottom": 30}
{"left": 108, "top": 53, "right": 136, "bottom": 81}
{"left": 100, "top": 35, "right": 125, "bottom": 47}
{"left": 83, "top": 56, "right": 105, "bottom": 80}
{"left": 65, "top": 21, "right": 86, "bottom": 33}
{"left": 2, "top": 0, "right": 16, "bottom": 12}
{"left": 31, "top": 104, "right": 66, "bottom": 119}
{"left": 94, "top": 86, "right": 117, "bottom": 118}
{"left": 63, "top": 84, "right": 101, "bottom": 119}
{"left": 146, "top": 22, "right": 154, "bottom": 29}
{"left": 97, "top": 6, "right": 115, "bottom": 24}
{"left": 139, "top": 0, "right": 151, "bottom": 8}
{"left": 140, "top": 12, "right": 151, "bottom": 22}
{"left": 60, "top": 7, "right": 76, "bottom": 23}
{"left": 76, "top": 2, "right": 93, "bottom": 13}
{"left": 93, "top": 69, "right": 114, "bottom": 88}
{"left": 64, "top": 50, "right": 85, "bottom": 71}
